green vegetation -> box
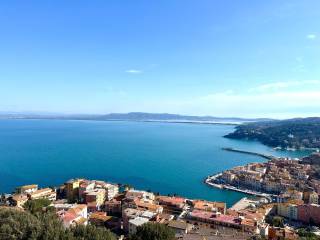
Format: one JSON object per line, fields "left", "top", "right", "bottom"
{"left": 225, "top": 118, "right": 320, "bottom": 149}
{"left": 298, "top": 228, "right": 320, "bottom": 240}
{"left": 70, "top": 225, "right": 116, "bottom": 240}
{"left": 129, "top": 222, "right": 175, "bottom": 240}
{"left": 23, "top": 199, "right": 53, "bottom": 214}
{"left": 0, "top": 207, "right": 116, "bottom": 240}
{"left": 271, "top": 216, "right": 284, "bottom": 228}
{"left": 265, "top": 215, "right": 284, "bottom": 228}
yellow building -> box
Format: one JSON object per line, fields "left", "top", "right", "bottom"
{"left": 65, "top": 179, "right": 82, "bottom": 202}
{"left": 85, "top": 189, "right": 106, "bottom": 207}
{"left": 29, "top": 188, "right": 56, "bottom": 201}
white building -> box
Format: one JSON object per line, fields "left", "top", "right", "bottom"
{"left": 128, "top": 217, "right": 149, "bottom": 234}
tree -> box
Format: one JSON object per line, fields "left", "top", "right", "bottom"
{"left": 129, "top": 222, "right": 175, "bottom": 240}
{"left": 38, "top": 212, "right": 74, "bottom": 240}
{"left": 24, "top": 199, "right": 53, "bottom": 215}
{"left": 0, "top": 207, "right": 42, "bottom": 240}
{"left": 272, "top": 216, "right": 284, "bottom": 228}
{"left": 0, "top": 207, "right": 116, "bottom": 240}
{"left": 297, "top": 228, "right": 320, "bottom": 240}
{"left": 71, "top": 224, "right": 116, "bottom": 240}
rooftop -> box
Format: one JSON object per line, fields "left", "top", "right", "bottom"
{"left": 129, "top": 216, "right": 149, "bottom": 226}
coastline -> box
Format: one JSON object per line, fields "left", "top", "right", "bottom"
{"left": 204, "top": 174, "right": 274, "bottom": 198}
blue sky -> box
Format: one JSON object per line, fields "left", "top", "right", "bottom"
{"left": 0, "top": 0, "right": 319, "bottom": 118}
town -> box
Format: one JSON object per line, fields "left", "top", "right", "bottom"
{"left": 2, "top": 152, "right": 320, "bottom": 240}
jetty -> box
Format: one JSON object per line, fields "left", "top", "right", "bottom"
{"left": 222, "top": 147, "right": 274, "bottom": 160}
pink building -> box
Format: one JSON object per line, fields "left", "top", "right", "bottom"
{"left": 297, "top": 204, "right": 320, "bottom": 225}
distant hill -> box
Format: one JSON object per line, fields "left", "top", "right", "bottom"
{"left": 0, "top": 112, "right": 271, "bottom": 124}
{"left": 225, "top": 117, "right": 320, "bottom": 149}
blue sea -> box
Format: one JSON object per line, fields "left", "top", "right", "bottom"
{"left": 0, "top": 120, "right": 310, "bottom": 206}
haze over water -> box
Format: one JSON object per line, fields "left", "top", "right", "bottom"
{"left": 0, "top": 120, "right": 309, "bottom": 206}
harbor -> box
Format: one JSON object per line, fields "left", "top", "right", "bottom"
{"left": 205, "top": 174, "right": 272, "bottom": 198}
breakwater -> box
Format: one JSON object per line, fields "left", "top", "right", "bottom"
{"left": 222, "top": 147, "right": 274, "bottom": 160}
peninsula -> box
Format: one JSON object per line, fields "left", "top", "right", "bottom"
{"left": 225, "top": 117, "right": 320, "bottom": 150}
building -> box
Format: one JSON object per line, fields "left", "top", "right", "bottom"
{"left": 94, "top": 181, "right": 119, "bottom": 201}
{"left": 122, "top": 208, "right": 156, "bottom": 233}
{"left": 128, "top": 217, "right": 149, "bottom": 234}
{"left": 84, "top": 189, "right": 106, "bottom": 208}
{"left": 187, "top": 210, "right": 241, "bottom": 229}
{"left": 105, "top": 198, "right": 122, "bottom": 216}
{"left": 297, "top": 204, "right": 320, "bottom": 225}
{"left": 16, "top": 184, "right": 38, "bottom": 194}
{"left": 268, "top": 226, "right": 298, "bottom": 240}
{"left": 309, "top": 192, "right": 319, "bottom": 204}
{"left": 29, "top": 188, "right": 56, "bottom": 201}
{"left": 122, "top": 208, "right": 143, "bottom": 232}
{"left": 56, "top": 204, "right": 88, "bottom": 228}
{"left": 65, "top": 179, "right": 82, "bottom": 202}
{"left": 132, "top": 199, "right": 163, "bottom": 213}
{"left": 154, "top": 213, "right": 174, "bottom": 224}
{"left": 192, "top": 200, "right": 226, "bottom": 214}
{"left": 305, "top": 191, "right": 319, "bottom": 204}
{"left": 157, "top": 196, "right": 186, "bottom": 214}
{"left": 277, "top": 204, "right": 298, "bottom": 220}
{"left": 221, "top": 171, "right": 236, "bottom": 183}
{"left": 125, "top": 190, "right": 155, "bottom": 202}
{"left": 168, "top": 220, "right": 193, "bottom": 235}
{"left": 186, "top": 210, "right": 258, "bottom": 234}
{"left": 78, "top": 180, "right": 95, "bottom": 202}
{"left": 89, "top": 212, "right": 111, "bottom": 227}
{"left": 10, "top": 194, "right": 28, "bottom": 208}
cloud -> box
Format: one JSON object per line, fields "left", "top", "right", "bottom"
{"left": 139, "top": 81, "right": 320, "bottom": 118}
{"left": 249, "top": 80, "right": 320, "bottom": 92}
{"left": 125, "top": 69, "right": 142, "bottom": 74}
{"left": 307, "top": 34, "right": 316, "bottom": 40}
{"left": 176, "top": 89, "right": 320, "bottom": 118}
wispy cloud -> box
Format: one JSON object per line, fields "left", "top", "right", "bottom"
{"left": 125, "top": 69, "right": 142, "bottom": 74}
{"left": 249, "top": 80, "right": 320, "bottom": 92}
{"left": 307, "top": 34, "right": 316, "bottom": 40}
{"left": 149, "top": 80, "right": 320, "bottom": 118}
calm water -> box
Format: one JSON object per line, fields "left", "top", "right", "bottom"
{"left": 0, "top": 120, "right": 310, "bottom": 206}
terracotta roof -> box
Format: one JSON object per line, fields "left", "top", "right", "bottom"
{"left": 192, "top": 200, "right": 226, "bottom": 211}
{"left": 63, "top": 211, "right": 77, "bottom": 223}
{"left": 157, "top": 196, "right": 186, "bottom": 204}
{"left": 168, "top": 220, "right": 190, "bottom": 230}
{"left": 11, "top": 194, "right": 28, "bottom": 202}
{"left": 134, "top": 199, "right": 162, "bottom": 211}
{"left": 18, "top": 184, "right": 38, "bottom": 190}
{"left": 90, "top": 212, "right": 112, "bottom": 222}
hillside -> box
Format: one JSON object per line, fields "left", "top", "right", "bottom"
{"left": 225, "top": 117, "right": 320, "bottom": 149}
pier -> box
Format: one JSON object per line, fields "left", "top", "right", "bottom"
{"left": 221, "top": 147, "right": 274, "bottom": 160}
